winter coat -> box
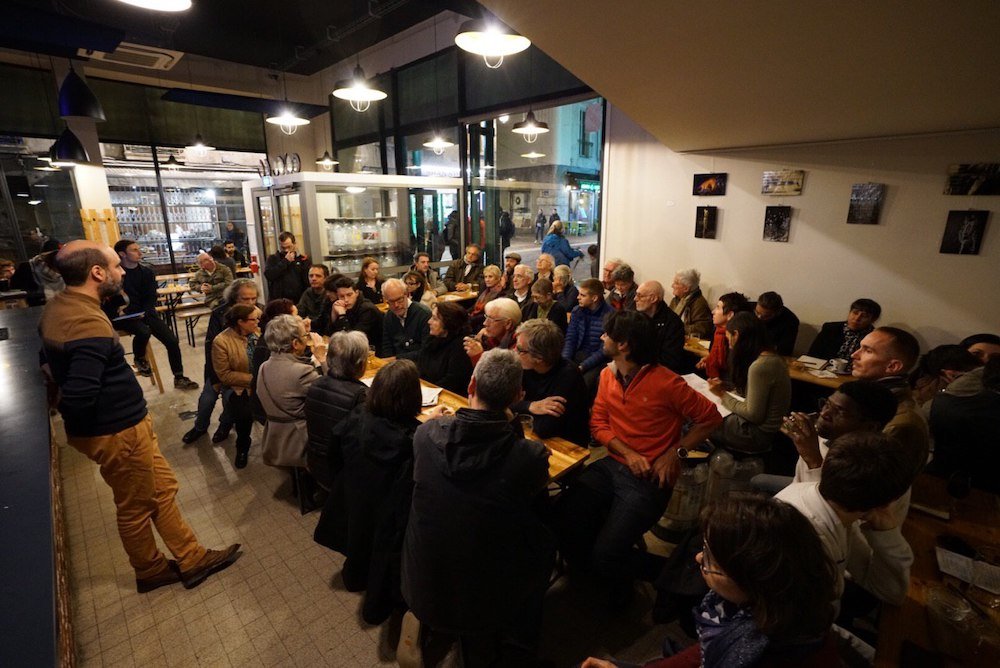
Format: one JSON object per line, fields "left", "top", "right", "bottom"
{"left": 405, "top": 333, "right": 473, "bottom": 396}
{"left": 563, "top": 300, "right": 615, "bottom": 372}
{"left": 304, "top": 374, "right": 368, "bottom": 489}
{"left": 541, "top": 232, "right": 583, "bottom": 267}
{"left": 256, "top": 352, "right": 321, "bottom": 467}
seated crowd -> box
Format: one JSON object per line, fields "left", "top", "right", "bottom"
{"left": 54, "top": 235, "right": 999, "bottom": 666}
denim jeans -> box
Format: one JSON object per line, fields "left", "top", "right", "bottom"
{"left": 553, "top": 456, "right": 670, "bottom": 584}
{"left": 193, "top": 368, "right": 233, "bottom": 432}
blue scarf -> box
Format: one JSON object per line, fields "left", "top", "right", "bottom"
{"left": 695, "top": 591, "right": 769, "bottom": 668}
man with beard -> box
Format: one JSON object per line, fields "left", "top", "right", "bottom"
{"left": 39, "top": 241, "right": 240, "bottom": 593}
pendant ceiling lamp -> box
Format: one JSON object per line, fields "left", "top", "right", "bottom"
{"left": 266, "top": 71, "right": 310, "bottom": 135}
{"left": 422, "top": 17, "right": 455, "bottom": 156}
{"left": 164, "top": 154, "right": 182, "bottom": 170}
{"left": 332, "top": 63, "right": 387, "bottom": 113}
{"left": 454, "top": 19, "right": 530, "bottom": 69}
{"left": 49, "top": 127, "right": 90, "bottom": 167}
{"left": 114, "top": 0, "right": 193, "bottom": 11}
{"left": 316, "top": 151, "right": 338, "bottom": 170}
{"left": 58, "top": 62, "right": 106, "bottom": 121}
{"left": 512, "top": 110, "right": 548, "bottom": 143}
{"left": 184, "top": 133, "right": 215, "bottom": 155}
{"left": 520, "top": 151, "right": 545, "bottom": 159}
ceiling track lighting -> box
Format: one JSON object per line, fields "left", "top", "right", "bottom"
{"left": 332, "top": 64, "right": 387, "bottom": 113}
{"left": 454, "top": 20, "right": 530, "bottom": 69}
{"left": 58, "top": 62, "right": 106, "bottom": 122}
{"left": 266, "top": 71, "right": 310, "bottom": 135}
{"left": 114, "top": 0, "right": 193, "bottom": 11}
{"left": 512, "top": 110, "right": 549, "bottom": 143}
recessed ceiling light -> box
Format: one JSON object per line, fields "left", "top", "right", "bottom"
{"left": 345, "top": 186, "right": 366, "bottom": 194}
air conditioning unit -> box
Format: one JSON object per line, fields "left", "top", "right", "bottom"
{"left": 78, "top": 42, "right": 184, "bottom": 71}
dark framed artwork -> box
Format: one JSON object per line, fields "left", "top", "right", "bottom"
{"left": 761, "top": 170, "right": 804, "bottom": 195}
{"left": 940, "top": 210, "right": 989, "bottom": 255}
{"left": 692, "top": 173, "right": 727, "bottom": 196}
{"left": 944, "top": 164, "right": 1000, "bottom": 196}
{"left": 695, "top": 206, "right": 718, "bottom": 238}
{"left": 763, "top": 206, "right": 791, "bottom": 242}
{"left": 847, "top": 183, "right": 886, "bottom": 225}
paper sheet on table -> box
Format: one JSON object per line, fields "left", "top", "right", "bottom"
{"left": 796, "top": 355, "right": 827, "bottom": 370}
{"left": 421, "top": 386, "right": 442, "bottom": 407}
{"left": 682, "top": 374, "right": 732, "bottom": 417}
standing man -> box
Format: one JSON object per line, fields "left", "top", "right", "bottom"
{"left": 264, "top": 231, "right": 310, "bottom": 302}
{"left": 412, "top": 251, "right": 446, "bottom": 296}
{"left": 40, "top": 241, "right": 240, "bottom": 592}
{"left": 183, "top": 278, "right": 262, "bottom": 444}
{"left": 552, "top": 311, "right": 722, "bottom": 603}
{"left": 534, "top": 208, "right": 547, "bottom": 243}
{"left": 381, "top": 278, "right": 431, "bottom": 358}
{"left": 442, "top": 243, "right": 484, "bottom": 292}
{"left": 189, "top": 251, "right": 233, "bottom": 308}
{"left": 106, "top": 239, "right": 198, "bottom": 390}
{"left": 296, "top": 263, "right": 330, "bottom": 321}
{"left": 633, "top": 280, "right": 686, "bottom": 373}
{"left": 498, "top": 206, "right": 515, "bottom": 254}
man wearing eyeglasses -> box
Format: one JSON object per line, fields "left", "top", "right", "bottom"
{"left": 442, "top": 244, "right": 484, "bottom": 293}
{"left": 381, "top": 278, "right": 431, "bottom": 358}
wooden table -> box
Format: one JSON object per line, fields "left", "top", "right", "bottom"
{"left": 682, "top": 340, "right": 851, "bottom": 390}
{"left": 364, "top": 356, "right": 590, "bottom": 481}
{"left": 875, "top": 475, "right": 1000, "bottom": 666}
{"left": 438, "top": 289, "right": 478, "bottom": 303}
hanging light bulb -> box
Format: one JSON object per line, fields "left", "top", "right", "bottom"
{"left": 164, "top": 155, "right": 182, "bottom": 171}
{"left": 422, "top": 135, "right": 455, "bottom": 156}
{"left": 345, "top": 186, "right": 366, "bottom": 194}
{"left": 454, "top": 20, "right": 531, "bottom": 69}
{"left": 332, "top": 64, "right": 387, "bottom": 113}
{"left": 114, "top": 0, "right": 192, "bottom": 10}
{"left": 266, "top": 110, "right": 310, "bottom": 135}
{"left": 512, "top": 110, "right": 549, "bottom": 144}
{"left": 184, "top": 133, "right": 215, "bottom": 157}
{"left": 316, "top": 151, "right": 338, "bottom": 170}
{"left": 520, "top": 151, "right": 546, "bottom": 160}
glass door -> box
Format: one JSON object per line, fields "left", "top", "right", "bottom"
{"left": 255, "top": 192, "right": 278, "bottom": 259}
{"left": 409, "top": 189, "right": 441, "bottom": 261}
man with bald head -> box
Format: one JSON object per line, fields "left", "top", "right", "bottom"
{"left": 189, "top": 251, "right": 233, "bottom": 308}
{"left": 40, "top": 241, "right": 240, "bottom": 593}
{"left": 632, "top": 280, "right": 686, "bottom": 372}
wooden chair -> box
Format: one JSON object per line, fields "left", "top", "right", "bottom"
{"left": 116, "top": 330, "right": 164, "bottom": 394}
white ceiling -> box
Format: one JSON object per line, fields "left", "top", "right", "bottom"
{"left": 479, "top": 0, "right": 1000, "bottom": 151}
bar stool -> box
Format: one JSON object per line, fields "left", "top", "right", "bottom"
{"left": 115, "top": 330, "right": 164, "bottom": 394}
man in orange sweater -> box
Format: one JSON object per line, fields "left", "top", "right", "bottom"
{"left": 552, "top": 310, "right": 722, "bottom": 603}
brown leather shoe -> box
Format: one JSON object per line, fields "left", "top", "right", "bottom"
{"left": 136, "top": 560, "right": 181, "bottom": 593}
{"left": 174, "top": 544, "right": 242, "bottom": 589}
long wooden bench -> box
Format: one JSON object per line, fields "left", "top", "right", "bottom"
{"left": 177, "top": 306, "right": 213, "bottom": 347}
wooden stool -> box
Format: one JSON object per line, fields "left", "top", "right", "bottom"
{"left": 116, "top": 330, "right": 164, "bottom": 394}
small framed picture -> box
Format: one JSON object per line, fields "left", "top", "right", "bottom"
{"left": 763, "top": 206, "right": 791, "bottom": 242}
{"left": 692, "top": 173, "right": 727, "bottom": 196}
{"left": 940, "top": 210, "right": 989, "bottom": 255}
{"left": 944, "top": 164, "right": 1000, "bottom": 196}
{"left": 761, "top": 170, "right": 804, "bottom": 196}
{"left": 847, "top": 183, "right": 886, "bottom": 225}
{"left": 695, "top": 206, "right": 718, "bottom": 239}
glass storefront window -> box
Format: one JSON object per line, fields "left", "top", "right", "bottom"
{"left": 337, "top": 142, "right": 382, "bottom": 174}
{"left": 403, "top": 127, "right": 461, "bottom": 179}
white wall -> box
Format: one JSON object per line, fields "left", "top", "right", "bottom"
{"left": 601, "top": 107, "right": 1000, "bottom": 351}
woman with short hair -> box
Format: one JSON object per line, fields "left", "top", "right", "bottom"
{"left": 468, "top": 264, "right": 504, "bottom": 330}
{"left": 314, "top": 359, "right": 449, "bottom": 625}
{"left": 403, "top": 270, "right": 436, "bottom": 308}
{"left": 522, "top": 278, "right": 568, "bottom": 334}
{"left": 463, "top": 297, "right": 521, "bottom": 365}
{"left": 211, "top": 303, "right": 261, "bottom": 469}
{"left": 304, "top": 331, "right": 370, "bottom": 489}
{"left": 407, "top": 301, "right": 474, "bottom": 395}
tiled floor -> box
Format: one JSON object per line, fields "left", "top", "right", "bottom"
{"left": 59, "top": 319, "right": 684, "bottom": 667}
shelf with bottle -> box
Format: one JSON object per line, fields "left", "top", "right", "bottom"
{"left": 323, "top": 252, "right": 404, "bottom": 276}
{"left": 324, "top": 217, "right": 399, "bottom": 258}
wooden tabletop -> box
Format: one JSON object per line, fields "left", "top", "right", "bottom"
{"left": 157, "top": 267, "right": 252, "bottom": 283}
{"left": 363, "top": 355, "right": 590, "bottom": 481}
{"left": 682, "top": 341, "right": 851, "bottom": 390}
{"left": 876, "top": 475, "right": 1000, "bottom": 666}
{"left": 438, "top": 290, "right": 478, "bottom": 303}
{"left": 156, "top": 284, "right": 191, "bottom": 296}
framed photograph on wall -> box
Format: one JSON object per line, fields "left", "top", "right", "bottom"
{"left": 695, "top": 206, "right": 718, "bottom": 238}
{"left": 761, "top": 170, "right": 805, "bottom": 195}
{"left": 939, "top": 210, "right": 989, "bottom": 255}
{"left": 763, "top": 206, "right": 791, "bottom": 242}
{"left": 847, "top": 183, "right": 886, "bottom": 225}
{"left": 692, "top": 173, "right": 727, "bottom": 196}
{"left": 511, "top": 191, "right": 530, "bottom": 211}
{"left": 944, "top": 164, "right": 1000, "bottom": 196}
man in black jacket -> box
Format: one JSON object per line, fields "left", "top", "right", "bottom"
{"left": 633, "top": 280, "right": 686, "bottom": 373}
{"left": 264, "top": 231, "right": 310, "bottom": 302}
{"left": 322, "top": 276, "right": 382, "bottom": 349}
{"left": 755, "top": 291, "right": 800, "bottom": 356}
{"left": 380, "top": 278, "right": 430, "bottom": 357}
{"left": 106, "top": 239, "right": 198, "bottom": 389}
{"left": 402, "top": 349, "right": 553, "bottom": 665}
{"left": 182, "top": 278, "right": 262, "bottom": 444}
{"left": 807, "top": 297, "right": 881, "bottom": 366}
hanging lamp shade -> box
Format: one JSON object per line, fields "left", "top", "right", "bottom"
{"left": 316, "top": 151, "right": 338, "bottom": 170}
{"left": 520, "top": 151, "right": 545, "bottom": 159}
{"left": 164, "top": 155, "right": 182, "bottom": 170}
{"left": 49, "top": 128, "right": 89, "bottom": 166}
{"left": 332, "top": 65, "right": 387, "bottom": 112}
{"left": 58, "top": 66, "right": 106, "bottom": 121}
{"left": 422, "top": 135, "right": 455, "bottom": 156}
{"left": 511, "top": 110, "right": 549, "bottom": 143}
{"left": 266, "top": 109, "right": 310, "bottom": 135}
{"left": 454, "top": 20, "right": 530, "bottom": 69}
{"left": 184, "top": 133, "right": 215, "bottom": 154}
{"left": 114, "top": 0, "right": 193, "bottom": 11}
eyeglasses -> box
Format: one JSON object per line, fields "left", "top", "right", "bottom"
{"left": 405, "top": 280, "right": 420, "bottom": 286}
{"left": 515, "top": 345, "right": 535, "bottom": 356}
{"left": 699, "top": 540, "right": 726, "bottom": 577}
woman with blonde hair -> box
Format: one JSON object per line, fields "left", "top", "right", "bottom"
{"left": 468, "top": 264, "right": 505, "bottom": 330}
{"left": 463, "top": 297, "right": 521, "bottom": 365}
{"left": 541, "top": 219, "right": 584, "bottom": 267}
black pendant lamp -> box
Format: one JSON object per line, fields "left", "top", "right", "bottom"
{"left": 49, "top": 127, "right": 90, "bottom": 166}
{"left": 58, "top": 63, "right": 106, "bottom": 122}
